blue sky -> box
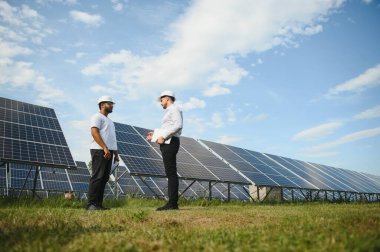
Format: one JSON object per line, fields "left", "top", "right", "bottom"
{"left": 1, "top": 0, "right": 380, "bottom": 175}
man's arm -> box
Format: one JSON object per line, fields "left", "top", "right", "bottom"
{"left": 157, "top": 109, "right": 183, "bottom": 144}
{"left": 91, "top": 127, "right": 112, "bottom": 160}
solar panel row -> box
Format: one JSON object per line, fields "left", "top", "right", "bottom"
{"left": 200, "top": 140, "right": 380, "bottom": 194}
{"left": 0, "top": 97, "right": 379, "bottom": 201}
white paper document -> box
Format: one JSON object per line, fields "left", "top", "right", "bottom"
{"left": 111, "top": 160, "right": 119, "bottom": 173}
{"left": 151, "top": 128, "right": 171, "bottom": 144}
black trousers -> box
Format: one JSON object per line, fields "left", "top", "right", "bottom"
{"left": 87, "top": 149, "right": 114, "bottom": 206}
{"left": 160, "top": 137, "right": 180, "bottom": 206}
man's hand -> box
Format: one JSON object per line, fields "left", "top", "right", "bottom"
{"left": 156, "top": 136, "right": 165, "bottom": 144}
{"left": 103, "top": 146, "right": 111, "bottom": 160}
{"left": 146, "top": 131, "right": 153, "bottom": 141}
{"left": 114, "top": 152, "right": 120, "bottom": 162}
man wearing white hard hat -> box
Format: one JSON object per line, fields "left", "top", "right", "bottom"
{"left": 146, "top": 90, "right": 183, "bottom": 211}
{"left": 87, "top": 96, "right": 119, "bottom": 211}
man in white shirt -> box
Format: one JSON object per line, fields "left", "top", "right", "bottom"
{"left": 146, "top": 90, "right": 183, "bottom": 211}
{"left": 87, "top": 96, "right": 119, "bottom": 211}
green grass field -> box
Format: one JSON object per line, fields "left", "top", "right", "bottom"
{"left": 0, "top": 197, "right": 379, "bottom": 252}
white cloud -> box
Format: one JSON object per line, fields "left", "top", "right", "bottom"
{"left": 70, "top": 10, "right": 104, "bottom": 26}
{"left": 226, "top": 105, "right": 236, "bottom": 123}
{"left": 354, "top": 105, "right": 380, "bottom": 120}
{"left": 293, "top": 122, "right": 344, "bottom": 141}
{"left": 362, "top": 0, "right": 372, "bottom": 4}
{"left": 36, "top": 0, "right": 78, "bottom": 5}
{"left": 48, "top": 47, "right": 62, "bottom": 53}
{"left": 64, "top": 59, "right": 77, "bottom": 64}
{"left": 211, "top": 113, "right": 224, "bottom": 128}
{"left": 203, "top": 85, "right": 231, "bottom": 97}
{"left": 252, "top": 58, "right": 263, "bottom": 67}
{"left": 0, "top": 2, "right": 51, "bottom": 44}
{"left": 111, "top": 0, "right": 128, "bottom": 12}
{"left": 0, "top": 42, "right": 64, "bottom": 104}
{"left": 184, "top": 115, "right": 207, "bottom": 134}
{"left": 243, "top": 113, "right": 269, "bottom": 123}
{"left": 326, "top": 64, "right": 380, "bottom": 97}
{"left": 0, "top": 40, "right": 32, "bottom": 58}
{"left": 64, "top": 52, "right": 86, "bottom": 64}
{"left": 177, "top": 97, "right": 206, "bottom": 111}
{"left": 82, "top": 0, "right": 344, "bottom": 99}
{"left": 307, "top": 126, "right": 380, "bottom": 151}
{"left": 217, "top": 135, "right": 241, "bottom": 145}
{"left": 0, "top": 59, "right": 64, "bottom": 103}
{"left": 90, "top": 85, "right": 113, "bottom": 93}
{"left": 207, "top": 59, "right": 248, "bottom": 85}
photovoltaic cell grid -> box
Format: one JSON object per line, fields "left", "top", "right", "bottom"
{"left": 309, "top": 163, "right": 380, "bottom": 193}
{"left": 0, "top": 163, "right": 7, "bottom": 189}
{"left": 115, "top": 122, "right": 166, "bottom": 177}
{"left": 115, "top": 165, "right": 145, "bottom": 196}
{"left": 9, "top": 163, "right": 43, "bottom": 190}
{"left": 200, "top": 139, "right": 311, "bottom": 189}
{"left": 116, "top": 123, "right": 249, "bottom": 184}
{"left": 180, "top": 137, "right": 248, "bottom": 183}
{"left": 201, "top": 139, "right": 380, "bottom": 194}
{"left": 66, "top": 161, "right": 91, "bottom": 192}
{"left": 40, "top": 167, "right": 71, "bottom": 191}
{"left": 0, "top": 97, "right": 76, "bottom": 169}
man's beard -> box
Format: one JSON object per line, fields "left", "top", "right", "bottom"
{"left": 106, "top": 107, "right": 113, "bottom": 113}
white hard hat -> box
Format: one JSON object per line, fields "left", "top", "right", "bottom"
{"left": 97, "top": 96, "right": 114, "bottom": 105}
{"left": 157, "top": 90, "right": 175, "bottom": 102}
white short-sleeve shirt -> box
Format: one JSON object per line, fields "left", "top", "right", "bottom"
{"left": 90, "top": 113, "right": 118, "bottom": 150}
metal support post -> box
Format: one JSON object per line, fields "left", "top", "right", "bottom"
{"left": 227, "top": 183, "right": 231, "bottom": 201}
{"left": 208, "top": 181, "right": 212, "bottom": 200}
{"left": 32, "top": 166, "right": 40, "bottom": 198}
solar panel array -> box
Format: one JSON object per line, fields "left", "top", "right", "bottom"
{"left": 115, "top": 123, "right": 248, "bottom": 184}
{"left": 0, "top": 97, "right": 76, "bottom": 169}
{"left": 0, "top": 95, "right": 378, "bottom": 201}
{"left": 200, "top": 140, "right": 380, "bottom": 194}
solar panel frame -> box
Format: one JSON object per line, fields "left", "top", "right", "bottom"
{"left": 0, "top": 97, "right": 76, "bottom": 169}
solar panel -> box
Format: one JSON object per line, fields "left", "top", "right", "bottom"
{"left": 361, "top": 172, "right": 380, "bottom": 188}
{"left": 0, "top": 97, "right": 76, "bottom": 169}
{"left": 308, "top": 162, "right": 364, "bottom": 193}
{"left": 66, "top": 161, "right": 91, "bottom": 192}
{"left": 200, "top": 140, "right": 297, "bottom": 188}
{"left": 115, "top": 123, "right": 250, "bottom": 186}
{"left": 9, "top": 163, "right": 43, "bottom": 190}
{"left": 114, "top": 165, "right": 145, "bottom": 196}
{"left": 40, "top": 167, "right": 72, "bottom": 191}
{"left": 310, "top": 163, "right": 380, "bottom": 193}
{"left": 181, "top": 137, "right": 248, "bottom": 183}
{"left": 200, "top": 139, "right": 380, "bottom": 196}
{"left": 0, "top": 162, "right": 7, "bottom": 189}
{"left": 265, "top": 154, "right": 337, "bottom": 191}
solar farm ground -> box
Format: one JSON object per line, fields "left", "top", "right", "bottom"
{"left": 0, "top": 197, "right": 379, "bottom": 251}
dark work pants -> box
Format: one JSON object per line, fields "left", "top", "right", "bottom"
{"left": 88, "top": 149, "right": 113, "bottom": 207}
{"left": 160, "top": 137, "right": 180, "bottom": 206}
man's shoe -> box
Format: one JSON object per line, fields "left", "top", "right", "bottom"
{"left": 86, "top": 204, "right": 102, "bottom": 211}
{"left": 156, "top": 204, "right": 179, "bottom": 211}
{"left": 99, "top": 205, "right": 111, "bottom": 210}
